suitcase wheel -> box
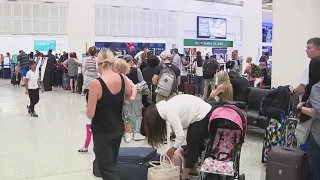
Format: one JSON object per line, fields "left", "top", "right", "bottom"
{"left": 239, "top": 174, "right": 245, "bottom": 180}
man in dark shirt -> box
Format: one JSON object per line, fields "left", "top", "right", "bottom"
{"left": 259, "top": 52, "right": 269, "bottom": 63}
{"left": 18, "top": 50, "right": 30, "bottom": 84}
{"left": 228, "top": 71, "right": 250, "bottom": 102}
{"left": 152, "top": 51, "right": 181, "bottom": 102}
{"left": 259, "top": 62, "right": 271, "bottom": 87}
{"left": 46, "top": 49, "right": 56, "bottom": 88}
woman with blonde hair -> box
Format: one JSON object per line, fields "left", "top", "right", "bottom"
{"left": 209, "top": 71, "right": 233, "bottom": 102}
{"left": 86, "top": 49, "right": 132, "bottom": 179}
{"left": 113, "top": 58, "right": 138, "bottom": 142}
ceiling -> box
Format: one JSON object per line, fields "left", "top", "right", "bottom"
{"left": 195, "top": 0, "right": 273, "bottom": 10}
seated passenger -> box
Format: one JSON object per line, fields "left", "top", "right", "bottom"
{"left": 258, "top": 62, "right": 271, "bottom": 87}
{"left": 209, "top": 71, "right": 233, "bottom": 103}
{"left": 144, "top": 94, "right": 213, "bottom": 180}
{"left": 228, "top": 71, "right": 250, "bottom": 102}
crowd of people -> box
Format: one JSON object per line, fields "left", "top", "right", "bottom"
{"left": 2, "top": 37, "right": 320, "bottom": 180}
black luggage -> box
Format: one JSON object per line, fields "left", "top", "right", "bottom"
{"left": 266, "top": 146, "right": 308, "bottom": 180}
{"left": 77, "top": 73, "right": 83, "bottom": 94}
{"left": 93, "top": 147, "right": 160, "bottom": 180}
{"left": 11, "top": 73, "right": 21, "bottom": 86}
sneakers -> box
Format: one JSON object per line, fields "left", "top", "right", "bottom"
{"left": 78, "top": 147, "right": 88, "bottom": 154}
{"left": 27, "top": 105, "right": 31, "bottom": 114}
{"left": 31, "top": 112, "right": 38, "bottom": 117}
{"left": 124, "top": 133, "right": 132, "bottom": 143}
{"left": 133, "top": 133, "right": 146, "bottom": 141}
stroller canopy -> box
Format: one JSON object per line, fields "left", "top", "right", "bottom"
{"left": 209, "top": 105, "right": 245, "bottom": 131}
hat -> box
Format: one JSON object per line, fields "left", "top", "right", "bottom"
{"left": 160, "top": 51, "right": 171, "bottom": 59}
{"left": 123, "top": 54, "right": 134, "bottom": 61}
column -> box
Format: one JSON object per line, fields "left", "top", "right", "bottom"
{"left": 272, "top": 0, "right": 320, "bottom": 87}
{"left": 242, "top": 0, "right": 262, "bottom": 72}
{"left": 68, "top": 0, "right": 95, "bottom": 57}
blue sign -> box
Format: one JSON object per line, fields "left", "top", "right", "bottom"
{"left": 34, "top": 40, "right": 56, "bottom": 52}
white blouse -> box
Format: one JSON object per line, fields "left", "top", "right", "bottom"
{"left": 156, "top": 94, "right": 212, "bottom": 148}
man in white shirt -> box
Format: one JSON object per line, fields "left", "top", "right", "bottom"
{"left": 293, "top": 37, "right": 320, "bottom": 96}
{"left": 144, "top": 94, "right": 213, "bottom": 180}
{"left": 291, "top": 38, "right": 320, "bottom": 179}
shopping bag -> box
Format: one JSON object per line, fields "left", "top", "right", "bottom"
{"left": 148, "top": 154, "right": 180, "bottom": 180}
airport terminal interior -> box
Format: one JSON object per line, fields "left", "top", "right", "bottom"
{"left": 1, "top": 0, "right": 320, "bottom": 180}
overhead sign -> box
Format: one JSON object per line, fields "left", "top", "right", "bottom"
{"left": 34, "top": 40, "right": 57, "bottom": 52}
{"left": 95, "top": 42, "right": 166, "bottom": 56}
{"left": 184, "top": 39, "right": 233, "bottom": 48}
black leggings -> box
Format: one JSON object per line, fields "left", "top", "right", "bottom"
{"left": 28, "top": 89, "right": 39, "bottom": 113}
{"left": 93, "top": 133, "right": 122, "bottom": 180}
{"left": 186, "top": 108, "right": 213, "bottom": 168}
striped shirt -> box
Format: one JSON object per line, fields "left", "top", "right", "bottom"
{"left": 18, "top": 52, "right": 30, "bottom": 68}
{"left": 85, "top": 56, "right": 97, "bottom": 72}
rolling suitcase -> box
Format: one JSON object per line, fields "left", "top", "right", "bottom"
{"left": 184, "top": 70, "right": 194, "bottom": 95}
{"left": 62, "top": 73, "right": 70, "bottom": 90}
{"left": 77, "top": 73, "right": 83, "bottom": 94}
{"left": 93, "top": 147, "right": 160, "bottom": 180}
{"left": 266, "top": 146, "right": 308, "bottom": 180}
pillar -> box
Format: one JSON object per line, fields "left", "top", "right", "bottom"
{"left": 242, "top": 0, "right": 262, "bottom": 72}
{"left": 272, "top": 0, "right": 320, "bottom": 87}
{"left": 68, "top": 0, "right": 95, "bottom": 57}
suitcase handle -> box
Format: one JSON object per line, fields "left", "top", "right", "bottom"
{"left": 281, "top": 147, "right": 295, "bottom": 152}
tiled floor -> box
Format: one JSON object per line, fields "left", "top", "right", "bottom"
{"left": 0, "top": 80, "right": 266, "bottom": 180}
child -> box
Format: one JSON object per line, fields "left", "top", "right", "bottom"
{"left": 77, "top": 58, "right": 137, "bottom": 153}
{"left": 25, "top": 61, "right": 43, "bottom": 117}
{"left": 112, "top": 59, "right": 137, "bottom": 142}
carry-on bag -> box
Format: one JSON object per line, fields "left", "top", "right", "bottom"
{"left": 184, "top": 69, "right": 194, "bottom": 95}
{"left": 93, "top": 147, "right": 160, "bottom": 180}
{"left": 261, "top": 94, "right": 299, "bottom": 163}
{"left": 62, "top": 73, "right": 70, "bottom": 90}
{"left": 77, "top": 73, "right": 83, "bottom": 94}
{"left": 148, "top": 154, "right": 180, "bottom": 180}
{"left": 266, "top": 146, "right": 308, "bottom": 180}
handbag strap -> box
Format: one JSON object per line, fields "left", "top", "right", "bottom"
{"left": 160, "top": 154, "right": 173, "bottom": 165}
{"left": 149, "top": 161, "right": 161, "bottom": 167}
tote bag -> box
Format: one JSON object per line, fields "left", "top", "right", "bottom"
{"left": 295, "top": 119, "right": 314, "bottom": 144}
{"left": 148, "top": 154, "right": 180, "bottom": 180}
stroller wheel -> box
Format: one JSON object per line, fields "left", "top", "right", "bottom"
{"left": 239, "top": 174, "right": 245, "bottom": 180}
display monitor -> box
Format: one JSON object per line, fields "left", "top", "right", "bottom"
{"left": 262, "top": 23, "right": 273, "bottom": 43}
{"left": 197, "top": 16, "right": 227, "bottom": 39}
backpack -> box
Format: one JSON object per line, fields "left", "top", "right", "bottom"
{"left": 203, "top": 58, "right": 218, "bottom": 79}
{"left": 226, "top": 60, "right": 235, "bottom": 69}
{"left": 250, "top": 63, "right": 262, "bottom": 78}
{"left": 155, "top": 64, "right": 176, "bottom": 97}
{"left": 261, "top": 86, "right": 291, "bottom": 120}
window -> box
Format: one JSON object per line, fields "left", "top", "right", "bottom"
{"left": 95, "top": 5, "right": 176, "bottom": 38}
{"left": 0, "top": 1, "right": 68, "bottom": 35}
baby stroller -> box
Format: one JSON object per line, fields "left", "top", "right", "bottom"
{"left": 198, "top": 104, "right": 247, "bottom": 180}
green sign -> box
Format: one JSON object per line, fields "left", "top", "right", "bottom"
{"left": 12, "top": 54, "right": 18, "bottom": 64}
{"left": 184, "top": 39, "right": 233, "bottom": 47}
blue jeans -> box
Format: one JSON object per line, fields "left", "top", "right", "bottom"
{"left": 307, "top": 134, "right": 320, "bottom": 180}
{"left": 194, "top": 75, "right": 203, "bottom": 96}
{"left": 300, "top": 143, "right": 314, "bottom": 180}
